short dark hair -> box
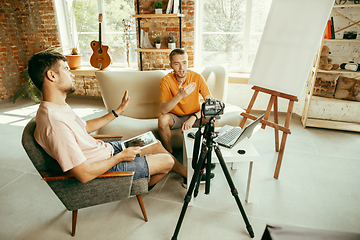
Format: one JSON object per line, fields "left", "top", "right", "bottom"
{"left": 169, "top": 48, "right": 187, "bottom": 63}
{"left": 28, "top": 52, "right": 67, "bottom": 91}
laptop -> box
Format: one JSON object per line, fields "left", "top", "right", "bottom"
{"left": 214, "top": 114, "right": 265, "bottom": 148}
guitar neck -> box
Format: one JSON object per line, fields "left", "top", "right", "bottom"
{"left": 98, "top": 22, "right": 102, "bottom": 52}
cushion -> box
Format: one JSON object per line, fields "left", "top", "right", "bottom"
{"left": 96, "top": 70, "right": 168, "bottom": 119}
{"left": 334, "top": 76, "right": 360, "bottom": 101}
{"left": 313, "top": 73, "right": 340, "bottom": 98}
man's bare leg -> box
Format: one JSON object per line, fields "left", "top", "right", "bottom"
{"left": 158, "top": 114, "right": 174, "bottom": 153}
{"left": 141, "top": 140, "right": 187, "bottom": 178}
{"left": 146, "top": 153, "right": 174, "bottom": 186}
{"left": 172, "top": 159, "right": 187, "bottom": 178}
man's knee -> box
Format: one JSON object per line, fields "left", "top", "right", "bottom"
{"left": 161, "top": 153, "right": 175, "bottom": 172}
{"left": 158, "top": 114, "right": 173, "bottom": 129}
{"left": 148, "top": 153, "right": 174, "bottom": 174}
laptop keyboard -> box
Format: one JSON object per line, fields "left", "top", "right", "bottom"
{"left": 215, "top": 127, "right": 242, "bottom": 146}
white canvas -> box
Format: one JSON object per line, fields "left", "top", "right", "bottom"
{"left": 248, "top": 0, "right": 335, "bottom": 98}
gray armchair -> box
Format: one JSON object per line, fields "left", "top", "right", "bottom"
{"left": 22, "top": 118, "right": 148, "bottom": 236}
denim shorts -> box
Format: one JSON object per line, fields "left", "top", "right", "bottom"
{"left": 108, "top": 141, "right": 149, "bottom": 180}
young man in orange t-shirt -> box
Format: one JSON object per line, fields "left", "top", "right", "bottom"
{"left": 158, "top": 49, "right": 214, "bottom": 185}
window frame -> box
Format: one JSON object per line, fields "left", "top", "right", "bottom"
{"left": 54, "top": 0, "right": 137, "bottom": 68}
{"left": 194, "top": 0, "right": 269, "bottom": 74}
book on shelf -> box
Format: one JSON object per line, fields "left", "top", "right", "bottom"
{"left": 173, "top": 0, "right": 179, "bottom": 14}
{"left": 166, "top": 0, "right": 173, "bottom": 14}
{"left": 324, "top": 20, "right": 332, "bottom": 39}
{"left": 331, "top": 17, "right": 335, "bottom": 39}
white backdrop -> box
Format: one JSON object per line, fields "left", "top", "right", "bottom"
{"left": 248, "top": 0, "right": 335, "bottom": 98}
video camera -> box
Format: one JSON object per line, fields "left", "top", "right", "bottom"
{"left": 201, "top": 98, "right": 225, "bottom": 120}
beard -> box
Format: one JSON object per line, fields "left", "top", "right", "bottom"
{"left": 65, "top": 86, "right": 76, "bottom": 95}
{"left": 57, "top": 78, "right": 76, "bottom": 95}
{"left": 58, "top": 85, "right": 76, "bottom": 95}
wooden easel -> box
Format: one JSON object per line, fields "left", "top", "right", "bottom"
{"left": 240, "top": 86, "right": 298, "bottom": 179}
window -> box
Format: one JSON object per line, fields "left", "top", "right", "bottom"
{"left": 194, "top": 0, "right": 272, "bottom": 73}
{"left": 55, "top": 0, "right": 137, "bottom": 67}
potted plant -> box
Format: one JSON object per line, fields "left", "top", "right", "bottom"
{"left": 13, "top": 70, "right": 42, "bottom": 104}
{"left": 154, "top": 34, "right": 161, "bottom": 49}
{"left": 154, "top": 1, "right": 164, "bottom": 14}
{"left": 167, "top": 35, "right": 176, "bottom": 49}
{"left": 65, "top": 47, "right": 82, "bottom": 70}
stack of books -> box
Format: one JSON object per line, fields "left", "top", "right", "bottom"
{"left": 166, "top": 0, "right": 180, "bottom": 14}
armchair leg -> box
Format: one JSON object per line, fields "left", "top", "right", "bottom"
{"left": 72, "top": 210, "right": 78, "bottom": 236}
{"left": 136, "top": 195, "right": 148, "bottom": 222}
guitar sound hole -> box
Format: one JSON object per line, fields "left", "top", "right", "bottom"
{"left": 98, "top": 49, "right": 103, "bottom": 54}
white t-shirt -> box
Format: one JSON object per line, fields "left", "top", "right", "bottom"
{"left": 34, "top": 101, "right": 114, "bottom": 172}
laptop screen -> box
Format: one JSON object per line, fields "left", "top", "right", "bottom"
{"left": 233, "top": 113, "right": 265, "bottom": 146}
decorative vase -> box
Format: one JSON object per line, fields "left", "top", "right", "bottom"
{"left": 155, "top": 43, "right": 161, "bottom": 49}
{"left": 65, "top": 55, "right": 82, "bottom": 70}
{"left": 168, "top": 43, "right": 176, "bottom": 49}
{"left": 155, "top": 9, "right": 162, "bottom": 14}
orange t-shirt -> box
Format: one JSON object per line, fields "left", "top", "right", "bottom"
{"left": 160, "top": 70, "right": 211, "bottom": 116}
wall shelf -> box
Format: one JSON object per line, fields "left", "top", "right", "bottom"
{"left": 135, "top": 48, "right": 174, "bottom": 53}
{"left": 333, "top": 4, "right": 360, "bottom": 8}
{"left": 315, "top": 68, "right": 360, "bottom": 75}
{"left": 133, "top": 14, "right": 184, "bottom": 18}
{"left": 324, "top": 39, "right": 360, "bottom": 42}
{"left": 304, "top": 118, "right": 360, "bottom": 132}
{"left": 134, "top": 0, "right": 183, "bottom": 71}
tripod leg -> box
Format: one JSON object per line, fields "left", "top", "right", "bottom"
{"left": 205, "top": 145, "right": 212, "bottom": 194}
{"left": 214, "top": 145, "right": 255, "bottom": 238}
{"left": 172, "top": 144, "right": 209, "bottom": 240}
{"left": 194, "top": 169, "right": 203, "bottom": 198}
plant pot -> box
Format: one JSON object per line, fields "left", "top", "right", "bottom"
{"left": 155, "top": 9, "right": 162, "bottom": 14}
{"left": 65, "top": 55, "right": 82, "bottom": 70}
{"left": 168, "top": 43, "right": 176, "bottom": 49}
{"left": 155, "top": 43, "right": 161, "bottom": 49}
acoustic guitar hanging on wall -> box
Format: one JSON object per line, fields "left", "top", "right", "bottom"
{"left": 90, "top": 14, "right": 111, "bottom": 70}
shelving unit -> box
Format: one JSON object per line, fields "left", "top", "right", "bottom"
{"left": 133, "top": 1, "right": 183, "bottom": 71}
{"left": 301, "top": 3, "right": 360, "bottom": 132}
{"left": 135, "top": 48, "right": 174, "bottom": 53}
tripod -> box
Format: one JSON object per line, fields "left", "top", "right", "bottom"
{"left": 171, "top": 118, "right": 255, "bottom": 239}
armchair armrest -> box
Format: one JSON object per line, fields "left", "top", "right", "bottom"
{"left": 92, "top": 135, "right": 123, "bottom": 143}
{"left": 39, "top": 171, "right": 134, "bottom": 181}
{"left": 93, "top": 135, "right": 123, "bottom": 139}
{"left": 39, "top": 135, "right": 127, "bottom": 181}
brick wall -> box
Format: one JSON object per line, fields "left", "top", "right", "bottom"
{"left": 0, "top": 0, "right": 60, "bottom": 101}
{"left": 73, "top": 75, "right": 102, "bottom": 97}
{"left": 0, "top": 0, "right": 195, "bottom": 102}
{"left": 135, "top": 0, "right": 195, "bottom": 70}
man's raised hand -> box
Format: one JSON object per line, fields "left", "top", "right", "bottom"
{"left": 178, "top": 82, "right": 196, "bottom": 99}
{"left": 115, "top": 90, "right": 130, "bottom": 115}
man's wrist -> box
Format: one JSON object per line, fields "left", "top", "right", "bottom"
{"left": 192, "top": 113, "right": 198, "bottom": 121}
{"left": 112, "top": 110, "right": 119, "bottom": 118}
{"left": 176, "top": 93, "right": 183, "bottom": 101}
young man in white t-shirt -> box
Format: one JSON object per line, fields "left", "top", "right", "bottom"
{"left": 28, "top": 52, "right": 174, "bottom": 188}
